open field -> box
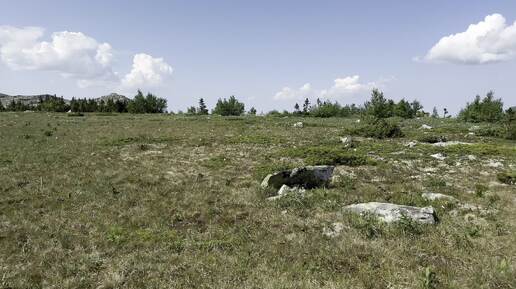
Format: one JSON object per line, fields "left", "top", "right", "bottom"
{"left": 0, "top": 112, "right": 515, "bottom": 289}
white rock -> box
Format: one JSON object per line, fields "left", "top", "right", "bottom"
{"left": 487, "top": 160, "right": 503, "bottom": 168}
{"left": 431, "top": 153, "right": 446, "bottom": 161}
{"left": 469, "top": 126, "right": 480, "bottom": 131}
{"left": 344, "top": 202, "right": 437, "bottom": 224}
{"left": 432, "top": 141, "right": 471, "bottom": 147}
{"left": 322, "top": 222, "right": 344, "bottom": 238}
{"left": 267, "top": 185, "right": 306, "bottom": 201}
{"left": 293, "top": 122, "right": 304, "bottom": 128}
{"left": 422, "top": 192, "right": 458, "bottom": 202}
{"left": 340, "top": 136, "right": 353, "bottom": 147}
{"left": 420, "top": 124, "right": 433, "bottom": 130}
{"left": 405, "top": 141, "right": 418, "bottom": 148}
{"left": 467, "top": 155, "right": 477, "bottom": 161}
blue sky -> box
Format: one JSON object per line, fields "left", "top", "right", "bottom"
{"left": 1, "top": 0, "right": 515, "bottom": 113}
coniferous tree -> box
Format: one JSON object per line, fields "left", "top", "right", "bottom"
{"left": 248, "top": 107, "right": 257, "bottom": 115}
{"left": 198, "top": 98, "right": 209, "bottom": 115}
{"left": 294, "top": 103, "right": 300, "bottom": 115}
{"left": 432, "top": 107, "right": 439, "bottom": 118}
{"left": 302, "top": 98, "right": 310, "bottom": 115}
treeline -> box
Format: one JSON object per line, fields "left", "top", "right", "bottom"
{"left": 184, "top": 89, "right": 425, "bottom": 119}
{"left": 0, "top": 91, "right": 167, "bottom": 114}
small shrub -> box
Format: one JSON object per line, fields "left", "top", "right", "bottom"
{"left": 393, "top": 215, "right": 424, "bottom": 237}
{"left": 497, "top": 171, "right": 516, "bottom": 185}
{"left": 67, "top": 112, "right": 84, "bottom": 117}
{"left": 421, "top": 267, "right": 439, "bottom": 289}
{"left": 43, "top": 130, "right": 53, "bottom": 137}
{"left": 283, "top": 146, "right": 369, "bottom": 166}
{"left": 475, "top": 184, "right": 488, "bottom": 197}
{"left": 346, "top": 118, "right": 403, "bottom": 139}
{"left": 349, "top": 213, "right": 384, "bottom": 239}
{"left": 417, "top": 134, "right": 447, "bottom": 144}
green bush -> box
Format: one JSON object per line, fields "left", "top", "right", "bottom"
{"left": 212, "top": 96, "right": 245, "bottom": 116}
{"left": 346, "top": 118, "right": 404, "bottom": 139}
{"left": 127, "top": 90, "right": 167, "bottom": 113}
{"left": 497, "top": 171, "right": 516, "bottom": 185}
{"left": 458, "top": 91, "right": 504, "bottom": 122}
{"left": 417, "top": 135, "right": 447, "bottom": 143}
{"left": 283, "top": 146, "right": 369, "bottom": 166}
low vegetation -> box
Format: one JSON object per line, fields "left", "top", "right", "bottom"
{"left": 0, "top": 111, "right": 514, "bottom": 288}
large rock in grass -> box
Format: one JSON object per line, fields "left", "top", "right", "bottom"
{"left": 343, "top": 202, "right": 437, "bottom": 224}
{"left": 261, "top": 165, "right": 335, "bottom": 189}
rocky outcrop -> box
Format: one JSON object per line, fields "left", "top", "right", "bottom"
{"left": 261, "top": 165, "right": 335, "bottom": 190}
{"left": 344, "top": 202, "right": 437, "bottom": 224}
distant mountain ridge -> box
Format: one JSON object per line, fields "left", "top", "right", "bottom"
{"left": 0, "top": 93, "right": 128, "bottom": 107}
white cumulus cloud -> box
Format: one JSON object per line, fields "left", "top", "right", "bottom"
{"left": 424, "top": 13, "right": 516, "bottom": 64}
{"left": 274, "top": 75, "right": 379, "bottom": 101}
{"left": 0, "top": 26, "right": 116, "bottom": 83}
{"left": 0, "top": 25, "right": 174, "bottom": 88}
{"left": 121, "top": 53, "right": 173, "bottom": 89}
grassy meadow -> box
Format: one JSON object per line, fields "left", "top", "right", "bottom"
{"left": 0, "top": 112, "right": 515, "bottom": 288}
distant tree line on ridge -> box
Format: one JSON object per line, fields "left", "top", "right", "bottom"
{"left": 0, "top": 90, "right": 167, "bottom": 114}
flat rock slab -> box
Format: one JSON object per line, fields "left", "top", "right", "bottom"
{"left": 261, "top": 165, "right": 335, "bottom": 189}
{"left": 344, "top": 202, "right": 437, "bottom": 224}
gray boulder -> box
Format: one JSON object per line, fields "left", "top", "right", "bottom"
{"left": 344, "top": 202, "right": 437, "bottom": 224}
{"left": 261, "top": 165, "right": 335, "bottom": 189}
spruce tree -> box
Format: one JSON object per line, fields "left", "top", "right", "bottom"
{"left": 432, "top": 107, "right": 439, "bottom": 118}
{"left": 302, "top": 98, "right": 310, "bottom": 115}
{"left": 198, "top": 98, "right": 209, "bottom": 115}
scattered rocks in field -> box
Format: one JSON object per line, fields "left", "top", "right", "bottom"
{"left": 432, "top": 141, "right": 471, "bottom": 147}
{"left": 322, "top": 222, "right": 345, "bottom": 238}
{"left": 267, "top": 185, "right": 305, "bottom": 201}
{"left": 293, "top": 122, "right": 304, "bottom": 128}
{"left": 420, "top": 124, "right": 433, "bottom": 130}
{"left": 431, "top": 153, "right": 446, "bottom": 161}
{"left": 344, "top": 202, "right": 437, "bottom": 224}
{"left": 422, "top": 192, "right": 458, "bottom": 202}
{"left": 405, "top": 141, "right": 418, "bottom": 148}
{"left": 261, "top": 165, "right": 335, "bottom": 190}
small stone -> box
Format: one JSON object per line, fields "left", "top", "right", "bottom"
{"left": 293, "top": 122, "right": 304, "bottom": 128}
{"left": 431, "top": 153, "right": 446, "bottom": 161}
{"left": 405, "top": 141, "right": 418, "bottom": 148}
{"left": 340, "top": 136, "right": 354, "bottom": 147}
{"left": 467, "top": 155, "right": 477, "bottom": 161}
{"left": 322, "top": 222, "right": 344, "bottom": 238}
{"left": 420, "top": 124, "right": 432, "bottom": 130}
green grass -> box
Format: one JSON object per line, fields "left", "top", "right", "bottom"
{"left": 0, "top": 112, "right": 515, "bottom": 288}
